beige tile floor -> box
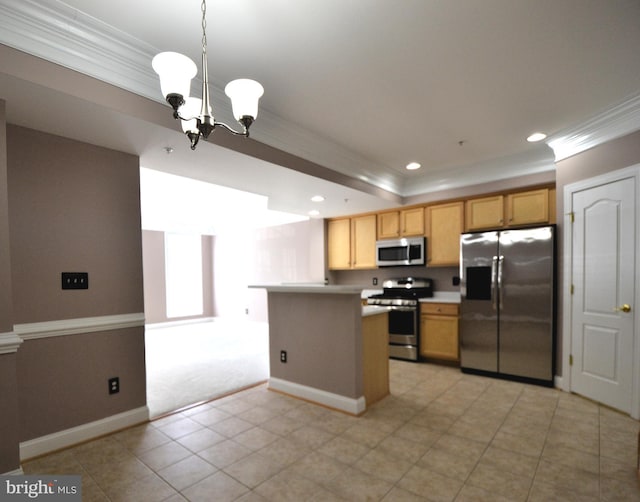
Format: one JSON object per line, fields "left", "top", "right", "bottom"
{"left": 23, "top": 360, "right": 640, "bottom": 501}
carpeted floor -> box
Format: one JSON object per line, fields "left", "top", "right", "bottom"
{"left": 145, "top": 319, "right": 270, "bottom": 418}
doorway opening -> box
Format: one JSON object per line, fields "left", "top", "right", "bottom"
{"left": 139, "top": 167, "right": 315, "bottom": 417}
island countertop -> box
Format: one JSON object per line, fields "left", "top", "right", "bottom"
{"left": 249, "top": 283, "right": 365, "bottom": 294}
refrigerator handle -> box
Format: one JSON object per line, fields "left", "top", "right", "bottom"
{"left": 491, "top": 256, "right": 498, "bottom": 310}
{"left": 497, "top": 255, "right": 504, "bottom": 310}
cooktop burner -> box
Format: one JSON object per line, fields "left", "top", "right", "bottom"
{"left": 367, "top": 277, "right": 433, "bottom": 306}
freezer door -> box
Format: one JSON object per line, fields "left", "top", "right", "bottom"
{"left": 498, "top": 226, "right": 555, "bottom": 381}
{"left": 460, "top": 231, "right": 499, "bottom": 372}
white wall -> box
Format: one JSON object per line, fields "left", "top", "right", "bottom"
{"left": 213, "top": 219, "right": 326, "bottom": 322}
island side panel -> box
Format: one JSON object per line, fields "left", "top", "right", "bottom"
{"left": 267, "top": 292, "right": 363, "bottom": 399}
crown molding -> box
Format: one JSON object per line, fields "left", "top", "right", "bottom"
{"left": 0, "top": 0, "right": 402, "bottom": 195}
{"left": 546, "top": 92, "right": 640, "bottom": 162}
{"left": 402, "top": 147, "right": 556, "bottom": 197}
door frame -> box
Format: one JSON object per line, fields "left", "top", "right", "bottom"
{"left": 562, "top": 163, "right": 640, "bottom": 419}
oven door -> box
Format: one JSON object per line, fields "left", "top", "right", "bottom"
{"left": 388, "top": 307, "right": 418, "bottom": 345}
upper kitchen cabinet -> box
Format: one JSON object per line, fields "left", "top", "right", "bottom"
{"left": 377, "top": 207, "right": 425, "bottom": 239}
{"left": 465, "top": 195, "right": 504, "bottom": 231}
{"left": 465, "top": 187, "right": 554, "bottom": 231}
{"left": 425, "top": 201, "right": 464, "bottom": 266}
{"left": 327, "top": 214, "right": 377, "bottom": 270}
{"left": 327, "top": 218, "right": 351, "bottom": 269}
{"left": 506, "top": 188, "right": 549, "bottom": 226}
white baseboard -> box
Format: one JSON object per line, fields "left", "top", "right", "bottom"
{"left": 554, "top": 375, "right": 564, "bottom": 391}
{"left": 145, "top": 317, "right": 215, "bottom": 330}
{"left": 269, "top": 377, "right": 366, "bottom": 416}
{"left": 20, "top": 406, "right": 149, "bottom": 461}
{"left": 3, "top": 468, "right": 24, "bottom": 475}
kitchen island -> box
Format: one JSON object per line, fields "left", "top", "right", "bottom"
{"left": 249, "top": 284, "right": 389, "bottom": 415}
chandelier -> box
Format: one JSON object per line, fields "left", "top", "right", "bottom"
{"left": 152, "top": 0, "right": 264, "bottom": 150}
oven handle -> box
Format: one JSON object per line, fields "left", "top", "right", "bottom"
{"left": 387, "top": 306, "right": 417, "bottom": 312}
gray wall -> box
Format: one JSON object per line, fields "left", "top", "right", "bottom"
{"left": 1, "top": 123, "right": 146, "bottom": 469}
{"left": 0, "top": 99, "right": 20, "bottom": 473}
{"left": 553, "top": 129, "right": 640, "bottom": 374}
{"left": 268, "top": 292, "right": 363, "bottom": 398}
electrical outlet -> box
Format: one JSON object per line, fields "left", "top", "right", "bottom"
{"left": 61, "top": 272, "right": 89, "bottom": 290}
{"left": 280, "top": 350, "right": 287, "bottom": 363}
{"left": 372, "top": 277, "right": 378, "bottom": 286}
{"left": 108, "top": 377, "right": 120, "bottom": 394}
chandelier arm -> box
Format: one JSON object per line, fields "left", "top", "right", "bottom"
{"left": 213, "top": 121, "right": 250, "bottom": 137}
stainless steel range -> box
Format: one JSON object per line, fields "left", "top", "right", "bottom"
{"left": 367, "top": 277, "right": 433, "bottom": 361}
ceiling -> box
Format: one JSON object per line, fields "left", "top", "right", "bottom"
{"left": 1, "top": 0, "right": 640, "bottom": 219}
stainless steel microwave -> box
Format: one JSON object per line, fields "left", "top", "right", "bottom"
{"left": 375, "top": 237, "right": 426, "bottom": 267}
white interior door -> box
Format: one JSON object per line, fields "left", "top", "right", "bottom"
{"left": 570, "top": 175, "right": 636, "bottom": 413}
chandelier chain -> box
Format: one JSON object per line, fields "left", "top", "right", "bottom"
{"left": 201, "top": 0, "right": 207, "bottom": 56}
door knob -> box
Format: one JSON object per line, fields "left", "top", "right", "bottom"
{"left": 614, "top": 304, "right": 631, "bottom": 313}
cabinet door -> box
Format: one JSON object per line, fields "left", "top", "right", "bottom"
{"left": 465, "top": 195, "right": 504, "bottom": 231}
{"left": 425, "top": 201, "right": 464, "bottom": 266}
{"left": 420, "top": 314, "right": 459, "bottom": 361}
{"left": 401, "top": 207, "right": 425, "bottom": 236}
{"left": 377, "top": 211, "right": 400, "bottom": 239}
{"left": 327, "top": 218, "right": 351, "bottom": 269}
{"left": 506, "top": 188, "right": 549, "bottom": 226}
{"left": 362, "top": 312, "right": 390, "bottom": 406}
{"left": 352, "top": 214, "right": 377, "bottom": 269}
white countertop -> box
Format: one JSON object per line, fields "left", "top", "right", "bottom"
{"left": 420, "top": 292, "right": 461, "bottom": 304}
{"left": 249, "top": 283, "right": 364, "bottom": 294}
{"left": 362, "top": 306, "right": 392, "bottom": 317}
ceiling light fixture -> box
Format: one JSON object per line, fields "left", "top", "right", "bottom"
{"left": 527, "top": 132, "right": 547, "bottom": 143}
{"left": 152, "top": 0, "right": 264, "bottom": 150}
{"left": 406, "top": 162, "right": 421, "bottom": 170}
{"left": 311, "top": 195, "right": 325, "bottom": 202}
{"left": 308, "top": 210, "right": 320, "bottom": 217}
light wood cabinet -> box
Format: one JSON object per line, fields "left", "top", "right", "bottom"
{"left": 351, "top": 214, "right": 377, "bottom": 269}
{"left": 401, "top": 207, "right": 425, "bottom": 236}
{"left": 327, "top": 218, "right": 351, "bottom": 269}
{"left": 425, "top": 201, "right": 464, "bottom": 267}
{"left": 377, "top": 207, "right": 424, "bottom": 239}
{"left": 327, "top": 215, "right": 377, "bottom": 270}
{"left": 377, "top": 211, "right": 400, "bottom": 239}
{"left": 362, "top": 312, "right": 390, "bottom": 406}
{"left": 465, "top": 195, "right": 504, "bottom": 231}
{"left": 506, "top": 188, "right": 549, "bottom": 226}
{"left": 420, "top": 303, "right": 460, "bottom": 362}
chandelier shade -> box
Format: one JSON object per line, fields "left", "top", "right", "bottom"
{"left": 152, "top": 52, "right": 197, "bottom": 103}
{"left": 225, "top": 79, "right": 264, "bottom": 122}
{"left": 152, "top": 0, "right": 263, "bottom": 150}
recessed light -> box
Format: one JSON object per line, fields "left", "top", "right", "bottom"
{"left": 308, "top": 210, "right": 320, "bottom": 217}
{"left": 527, "top": 132, "right": 547, "bottom": 142}
{"left": 406, "top": 162, "right": 421, "bottom": 170}
{"left": 311, "top": 195, "right": 325, "bottom": 202}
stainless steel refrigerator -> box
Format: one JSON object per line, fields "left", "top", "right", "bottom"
{"left": 459, "top": 226, "right": 556, "bottom": 386}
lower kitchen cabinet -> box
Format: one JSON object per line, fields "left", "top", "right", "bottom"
{"left": 420, "top": 303, "right": 460, "bottom": 362}
{"left": 362, "top": 312, "right": 390, "bottom": 406}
